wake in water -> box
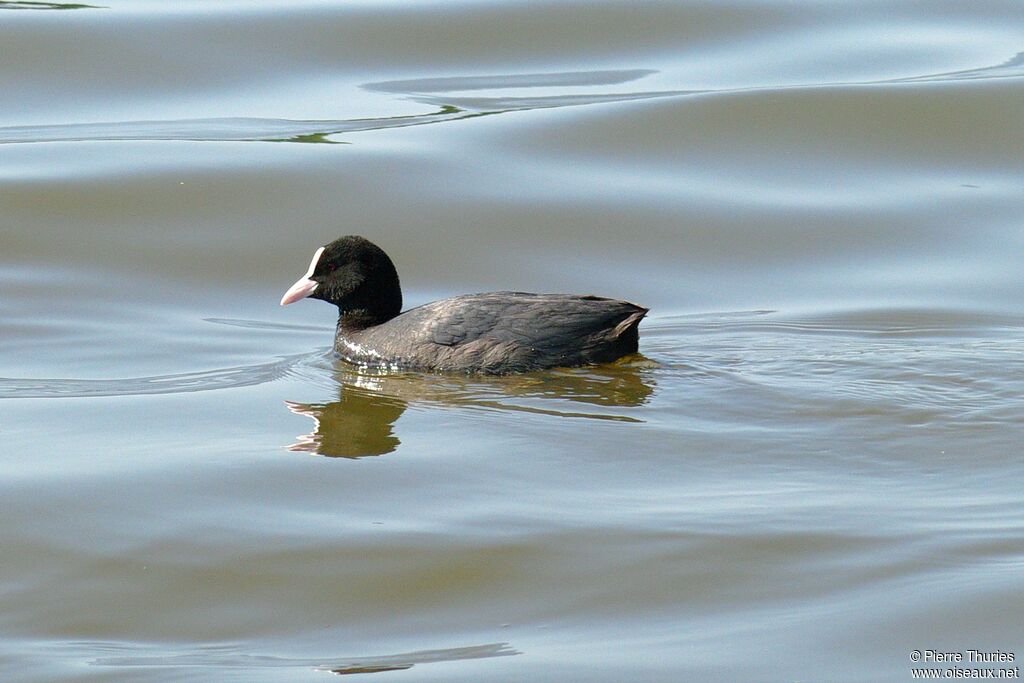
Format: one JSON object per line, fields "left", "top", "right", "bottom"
{"left": 5, "top": 310, "right": 1021, "bottom": 446}
{"left": 0, "top": 352, "right": 314, "bottom": 399}
{"left": 0, "top": 318, "right": 327, "bottom": 399}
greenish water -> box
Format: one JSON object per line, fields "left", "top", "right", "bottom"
{"left": 2, "top": 1, "right": 1023, "bottom": 681}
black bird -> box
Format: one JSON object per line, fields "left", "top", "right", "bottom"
{"left": 280, "top": 236, "right": 647, "bottom": 374}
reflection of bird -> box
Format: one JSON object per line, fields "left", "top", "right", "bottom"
{"left": 519, "top": 364, "right": 655, "bottom": 409}
{"left": 280, "top": 236, "right": 647, "bottom": 374}
{"left": 285, "top": 361, "right": 654, "bottom": 458}
{"left": 285, "top": 387, "right": 405, "bottom": 458}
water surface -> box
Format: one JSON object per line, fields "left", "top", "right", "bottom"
{"left": 2, "top": 1, "right": 1023, "bottom": 681}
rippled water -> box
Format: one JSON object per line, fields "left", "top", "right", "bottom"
{"left": 3, "top": 1, "right": 1023, "bottom": 681}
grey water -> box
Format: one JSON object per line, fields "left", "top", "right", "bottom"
{"left": 2, "top": 1, "right": 1023, "bottom": 681}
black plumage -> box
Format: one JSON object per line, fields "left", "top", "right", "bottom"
{"left": 281, "top": 236, "right": 647, "bottom": 374}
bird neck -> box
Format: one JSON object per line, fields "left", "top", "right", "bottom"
{"left": 337, "top": 308, "right": 387, "bottom": 332}
{"left": 336, "top": 286, "right": 401, "bottom": 331}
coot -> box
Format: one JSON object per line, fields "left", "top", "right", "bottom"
{"left": 280, "top": 236, "right": 647, "bottom": 374}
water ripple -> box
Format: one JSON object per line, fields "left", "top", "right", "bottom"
{"left": 363, "top": 69, "right": 658, "bottom": 93}
{"left": 3, "top": 50, "right": 1022, "bottom": 145}
{"left": 0, "top": 1, "right": 100, "bottom": 8}
{"left": 90, "top": 641, "right": 518, "bottom": 673}
{"left": 0, "top": 108, "right": 468, "bottom": 145}
{"left": 0, "top": 353, "right": 311, "bottom": 399}
{"left": 656, "top": 308, "right": 1024, "bottom": 339}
